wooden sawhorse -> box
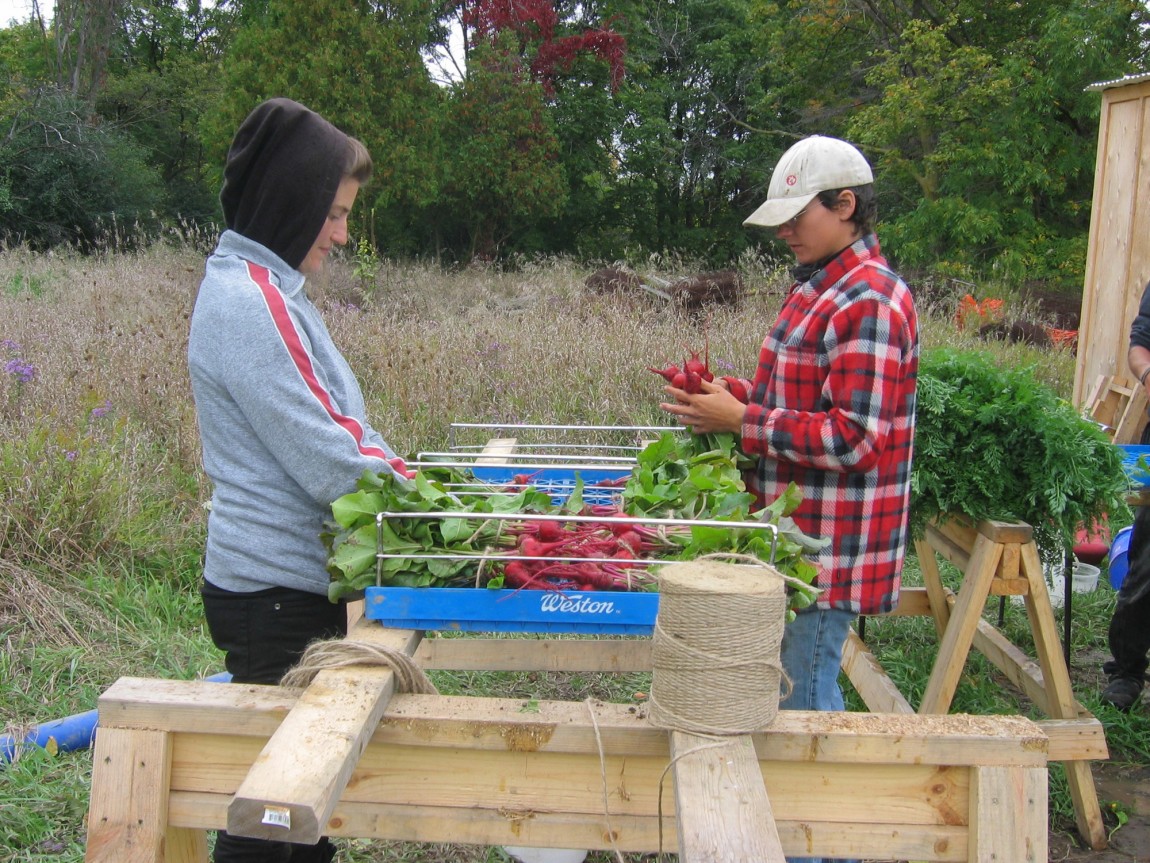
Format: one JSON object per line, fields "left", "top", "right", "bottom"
{"left": 843, "top": 517, "right": 1108, "bottom": 850}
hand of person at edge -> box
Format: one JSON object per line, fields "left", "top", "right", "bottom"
{"left": 659, "top": 378, "right": 746, "bottom": 435}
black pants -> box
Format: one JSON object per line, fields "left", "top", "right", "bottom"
{"left": 1105, "top": 503, "right": 1150, "bottom": 685}
{"left": 201, "top": 581, "right": 348, "bottom": 863}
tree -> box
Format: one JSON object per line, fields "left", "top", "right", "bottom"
{"left": 603, "top": 0, "right": 777, "bottom": 263}
{"left": 437, "top": 35, "right": 568, "bottom": 259}
{"left": 53, "top": 0, "right": 126, "bottom": 106}
{"left": 96, "top": 0, "right": 233, "bottom": 224}
{"left": 434, "top": 0, "right": 626, "bottom": 260}
{"left": 0, "top": 86, "right": 164, "bottom": 249}
{"left": 748, "top": 0, "right": 1150, "bottom": 285}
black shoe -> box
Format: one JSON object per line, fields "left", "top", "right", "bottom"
{"left": 1101, "top": 676, "right": 1143, "bottom": 711}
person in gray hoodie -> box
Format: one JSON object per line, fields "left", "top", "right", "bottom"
{"left": 188, "top": 97, "right": 410, "bottom": 863}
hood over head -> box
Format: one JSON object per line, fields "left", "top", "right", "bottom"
{"left": 220, "top": 98, "right": 350, "bottom": 270}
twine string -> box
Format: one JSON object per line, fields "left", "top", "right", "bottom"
{"left": 583, "top": 697, "right": 627, "bottom": 863}
{"left": 279, "top": 639, "right": 438, "bottom": 694}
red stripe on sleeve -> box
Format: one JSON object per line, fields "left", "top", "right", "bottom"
{"left": 246, "top": 262, "right": 396, "bottom": 464}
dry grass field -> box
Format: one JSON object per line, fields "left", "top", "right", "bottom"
{"left": 5, "top": 240, "right": 1145, "bottom": 863}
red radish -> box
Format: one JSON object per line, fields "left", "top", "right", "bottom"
{"left": 503, "top": 561, "right": 540, "bottom": 589}
{"left": 519, "top": 536, "right": 573, "bottom": 558}
{"left": 535, "top": 520, "right": 565, "bottom": 541}
{"left": 616, "top": 531, "right": 643, "bottom": 553}
{"left": 671, "top": 371, "right": 686, "bottom": 389}
{"left": 647, "top": 363, "right": 682, "bottom": 382}
{"left": 509, "top": 470, "right": 543, "bottom": 486}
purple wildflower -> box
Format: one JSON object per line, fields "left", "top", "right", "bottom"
{"left": 715, "top": 357, "right": 736, "bottom": 371}
{"left": 4, "top": 359, "right": 36, "bottom": 383}
{"left": 65, "top": 451, "right": 78, "bottom": 462}
{"left": 90, "top": 400, "right": 113, "bottom": 419}
{"left": 0, "top": 339, "right": 21, "bottom": 352}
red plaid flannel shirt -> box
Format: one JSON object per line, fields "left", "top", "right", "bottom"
{"left": 738, "top": 235, "right": 918, "bottom": 614}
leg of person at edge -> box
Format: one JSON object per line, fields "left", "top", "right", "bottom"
{"left": 1102, "top": 303, "right": 1150, "bottom": 711}
{"left": 188, "top": 98, "right": 416, "bottom": 863}
{"left": 659, "top": 135, "right": 919, "bottom": 863}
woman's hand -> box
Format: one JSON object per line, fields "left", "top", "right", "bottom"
{"left": 659, "top": 378, "right": 746, "bottom": 435}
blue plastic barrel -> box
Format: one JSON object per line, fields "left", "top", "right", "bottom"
{"left": 1109, "top": 525, "right": 1133, "bottom": 590}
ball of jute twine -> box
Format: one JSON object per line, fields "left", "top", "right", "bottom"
{"left": 646, "top": 555, "right": 795, "bottom": 735}
{"left": 280, "top": 639, "right": 438, "bottom": 694}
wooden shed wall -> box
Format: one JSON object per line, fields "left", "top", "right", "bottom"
{"left": 1074, "top": 78, "right": 1150, "bottom": 436}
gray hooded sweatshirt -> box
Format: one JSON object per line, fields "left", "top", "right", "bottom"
{"left": 188, "top": 100, "right": 406, "bottom": 595}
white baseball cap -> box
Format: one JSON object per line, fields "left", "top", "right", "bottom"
{"left": 743, "top": 135, "right": 873, "bottom": 228}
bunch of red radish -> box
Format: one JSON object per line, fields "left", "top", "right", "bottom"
{"left": 648, "top": 345, "right": 713, "bottom": 394}
{"left": 498, "top": 508, "right": 669, "bottom": 592}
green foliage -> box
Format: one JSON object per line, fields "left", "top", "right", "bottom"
{"left": 910, "top": 348, "right": 1131, "bottom": 561}
{"left": 438, "top": 37, "right": 568, "bottom": 259}
{"left": 0, "top": 745, "right": 89, "bottom": 857}
{"left": 0, "top": 88, "right": 165, "bottom": 249}
{"left": 0, "top": 414, "right": 192, "bottom": 566}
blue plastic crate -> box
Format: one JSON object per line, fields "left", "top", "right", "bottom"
{"left": 364, "top": 585, "right": 658, "bottom": 634}
{"left": 1119, "top": 444, "right": 1150, "bottom": 488}
{"left": 469, "top": 465, "right": 631, "bottom": 506}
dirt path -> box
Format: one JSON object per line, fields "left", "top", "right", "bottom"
{"left": 1050, "top": 761, "right": 1150, "bottom": 862}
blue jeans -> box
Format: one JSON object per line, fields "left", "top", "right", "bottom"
{"left": 779, "top": 606, "right": 858, "bottom": 863}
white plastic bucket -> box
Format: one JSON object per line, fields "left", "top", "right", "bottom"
{"left": 1071, "top": 562, "right": 1100, "bottom": 593}
{"left": 1043, "top": 561, "right": 1100, "bottom": 607}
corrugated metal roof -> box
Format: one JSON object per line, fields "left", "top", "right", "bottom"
{"left": 1087, "top": 72, "right": 1150, "bottom": 92}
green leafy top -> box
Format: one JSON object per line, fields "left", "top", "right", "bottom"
{"left": 911, "top": 348, "right": 1131, "bottom": 560}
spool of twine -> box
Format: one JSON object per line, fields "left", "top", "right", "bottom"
{"left": 647, "top": 560, "right": 788, "bottom": 735}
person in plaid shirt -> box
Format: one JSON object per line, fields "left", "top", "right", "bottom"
{"left": 661, "top": 136, "right": 918, "bottom": 776}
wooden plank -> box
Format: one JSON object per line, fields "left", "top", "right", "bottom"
{"left": 968, "top": 766, "right": 1047, "bottom": 862}
{"left": 919, "top": 533, "right": 1003, "bottom": 714}
{"left": 916, "top": 537, "right": 954, "bottom": 638}
{"left": 890, "top": 585, "right": 935, "bottom": 616}
{"left": 906, "top": 586, "right": 1108, "bottom": 764}
{"left": 413, "top": 636, "right": 653, "bottom": 672}
{"left": 1074, "top": 90, "right": 1143, "bottom": 405}
{"left": 100, "top": 678, "right": 1048, "bottom": 769}
{"left": 669, "top": 732, "right": 785, "bottom": 862}
{"left": 226, "top": 621, "right": 423, "bottom": 844}
{"left": 1066, "top": 758, "right": 1109, "bottom": 850}
{"left": 84, "top": 727, "right": 180, "bottom": 863}
{"left": 477, "top": 437, "right": 518, "bottom": 464}
{"left": 172, "top": 734, "right": 971, "bottom": 825}
{"left": 997, "top": 542, "right": 1021, "bottom": 582}
{"left": 1017, "top": 543, "right": 1078, "bottom": 720}
{"left": 976, "top": 519, "right": 1034, "bottom": 545}
{"left": 1114, "top": 383, "right": 1149, "bottom": 444}
{"left": 841, "top": 629, "right": 915, "bottom": 714}
{"left": 168, "top": 791, "right": 971, "bottom": 861}
{"left": 923, "top": 525, "right": 972, "bottom": 575}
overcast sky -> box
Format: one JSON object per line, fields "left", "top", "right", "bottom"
{"left": 0, "top": 0, "right": 37, "bottom": 27}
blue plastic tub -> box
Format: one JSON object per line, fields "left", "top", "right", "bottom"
{"left": 1109, "top": 525, "right": 1133, "bottom": 590}
{"left": 469, "top": 465, "right": 631, "bottom": 506}
{"left": 1118, "top": 445, "right": 1150, "bottom": 488}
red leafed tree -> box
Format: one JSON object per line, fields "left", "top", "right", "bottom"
{"left": 463, "top": 0, "right": 626, "bottom": 94}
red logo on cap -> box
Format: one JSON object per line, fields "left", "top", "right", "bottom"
{"left": 786, "top": 174, "right": 798, "bottom": 187}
